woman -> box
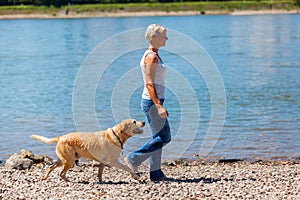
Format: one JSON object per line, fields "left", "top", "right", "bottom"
{"left": 125, "top": 24, "right": 171, "bottom": 182}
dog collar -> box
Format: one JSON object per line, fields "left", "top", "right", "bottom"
{"left": 111, "top": 128, "right": 123, "bottom": 149}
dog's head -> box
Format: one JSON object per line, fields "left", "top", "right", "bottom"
{"left": 120, "top": 119, "right": 145, "bottom": 136}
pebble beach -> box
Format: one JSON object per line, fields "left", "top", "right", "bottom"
{"left": 1, "top": 159, "right": 299, "bottom": 199}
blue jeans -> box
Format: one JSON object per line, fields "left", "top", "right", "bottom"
{"left": 127, "top": 99, "right": 171, "bottom": 180}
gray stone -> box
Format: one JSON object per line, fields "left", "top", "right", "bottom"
{"left": 5, "top": 157, "right": 33, "bottom": 170}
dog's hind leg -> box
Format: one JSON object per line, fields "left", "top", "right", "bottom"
{"left": 97, "top": 163, "right": 105, "bottom": 182}
{"left": 56, "top": 146, "right": 76, "bottom": 182}
{"left": 59, "top": 158, "right": 75, "bottom": 182}
{"left": 43, "top": 159, "right": 62, "bottom": 180}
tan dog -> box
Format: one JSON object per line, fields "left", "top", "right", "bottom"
{"left": 31, "top": 119, "right": 145, "bottom": 182}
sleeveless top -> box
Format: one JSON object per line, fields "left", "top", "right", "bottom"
{"left": 140, "top": 49, "right": 166, "bottom": 100}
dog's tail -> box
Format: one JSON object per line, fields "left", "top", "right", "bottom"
{"left": 31, "top": 135, "right": 59, "bottom": 144}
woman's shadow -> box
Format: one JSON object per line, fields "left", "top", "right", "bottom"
{"left": 79, "top": 177, "right": 227, "bottom": 185}
{"left": 163, "top": 177, "right": 221, "bottom": 183}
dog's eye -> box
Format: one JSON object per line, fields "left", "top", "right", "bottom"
{"left": 133, "top": 120, "right": 136, "bottom": 124}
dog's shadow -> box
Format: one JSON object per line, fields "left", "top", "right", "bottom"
{"left": 78, "top": 180, "right": 129, "bottom": 185}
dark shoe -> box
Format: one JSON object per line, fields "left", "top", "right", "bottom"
{"left": 151, "top": 175, "right": 167, "bottom": 182}
{"left": 150, "top": 169, "right": 167, "bottom": 182}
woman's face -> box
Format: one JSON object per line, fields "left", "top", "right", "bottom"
{"left": 153, "top": 30, "right": 168, "bottom": 48}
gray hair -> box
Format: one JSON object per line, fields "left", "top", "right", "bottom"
{"left": 145, "top": 24, "right": 166, "bottom": 44}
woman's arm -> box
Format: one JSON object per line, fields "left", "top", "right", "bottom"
{"left": 145, "top": 53, "right": 169, "bottom": 118}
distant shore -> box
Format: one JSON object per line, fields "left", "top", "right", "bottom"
{"left": 0, "top": 9, "right": 299, "bottom": 20}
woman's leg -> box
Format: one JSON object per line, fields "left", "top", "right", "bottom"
{"left": 126, "top": 99, "right": 171, "bottom": 170}
{"left": 149, "top": 118, "right": 170, "bottom": 167}
{"left": 149, "top": 118, "right": 170, "bottom": 180}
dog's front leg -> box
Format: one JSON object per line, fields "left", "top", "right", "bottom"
{"left": 98, "top": 163, "right": 105, "bottom": 182}
{"left": 109, "top": 160, "right": 140, "bottom": 180}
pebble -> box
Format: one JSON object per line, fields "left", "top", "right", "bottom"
{"left": 0, "top": 160, "right": 299, "bottom": 199}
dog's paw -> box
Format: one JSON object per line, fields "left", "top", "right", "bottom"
{"left": 131, "top": 172, "right": 140, "bottom": 180}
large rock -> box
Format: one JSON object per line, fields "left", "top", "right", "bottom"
{"left": 5, "top": 156, "right": 33, "bottom": 170}
{"left": 4, "top": 149, "right": 53, "bottom": 170}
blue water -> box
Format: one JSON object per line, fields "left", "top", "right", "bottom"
{"left": 0, "top": 14, "right": 299, "bottom": 161}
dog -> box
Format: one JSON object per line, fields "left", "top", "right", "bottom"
{"left": 31, "top": 119, "right": 145, "bottom": 182}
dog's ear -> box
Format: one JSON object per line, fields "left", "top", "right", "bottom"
{"left": 124, "top": 121, "right": 130, "bottom": 130}
{"left": 120, "top": 120, "right": 129, "bottom": 131}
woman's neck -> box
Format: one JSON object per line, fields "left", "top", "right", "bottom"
{"left": 148, "top": 47, "right": 159, "bottom": 53}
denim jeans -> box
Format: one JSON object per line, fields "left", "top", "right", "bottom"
{"left": 127, "top": 99, "right": 171, "bottom": 179}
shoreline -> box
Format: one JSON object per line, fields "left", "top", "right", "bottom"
{"left": 0, "top": 9, "right": 299, "bottom": 19}
{"left": 2, "top": 154, "right": 300, "bottom": 166}
{"left": 1, "top": 148, "right": 300, "bottom": 166}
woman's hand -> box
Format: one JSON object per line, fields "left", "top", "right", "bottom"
{"left": 156, "top": 104, "right": 169, "bottom": 118}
